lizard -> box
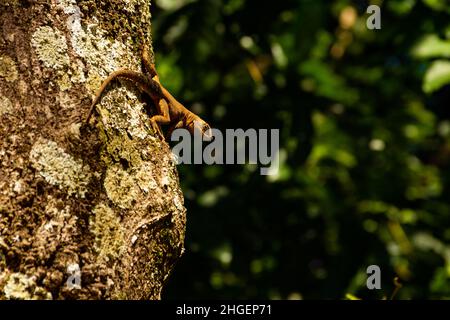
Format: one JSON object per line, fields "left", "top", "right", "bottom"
{"left": 85, "top": 44, "right": 212, "bottom": 141}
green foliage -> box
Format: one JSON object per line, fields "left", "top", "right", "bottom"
{"left": 152, "top": 0, "right": 450, "bottom": 299}
{"left": 423, "top": 60, "right": 450, "bottom": 93}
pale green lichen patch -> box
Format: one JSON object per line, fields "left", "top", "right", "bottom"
{"left": 31, "top": 26, "right": 70, "bottom": 70}
{"left": 69, "top": 60, "right": 87, "bottom": 84}
{"left": 0, "top": 55, "right": 18, "bottom": 82}
{"left": 97, "top": 87, "right": 149, "bottom": 140}
{"left": 3, "top": 272, "right": 52, "bottom": 300}
{"left": 135, "top": 163, "right": 158, "bottom": 193}
{"left": 0, "top": 95, "right": 13, "bottom": 116}
{"left": 57, "top": 73, "right": 72, "bottom": 92}
{"left": 90, "top": 203, "right": 125, "bottom": 262}
{"left": 104, "top": 164, "right": 140, "bottom": 209}
{"left": 30, "top": 26, "right": 73, "bottom": 91}
{"left": 103, "top": 136, "right": 143, "bottom": 169}
{"left": 29, "top": 138, "right": 92, "bottom": 197}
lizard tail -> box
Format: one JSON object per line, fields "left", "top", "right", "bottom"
{"left": 85, "top": 69, "right": 160, "bottom": 123}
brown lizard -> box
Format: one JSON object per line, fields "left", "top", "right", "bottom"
{"left": 85, "top": 45, "right": 212, "bottom": 141}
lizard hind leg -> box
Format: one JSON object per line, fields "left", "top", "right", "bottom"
{"left": 166, "top": 120, "right": 184, "bottom": 141}
{"left": 148, "top": 98, "right": 171, "bottom": 140}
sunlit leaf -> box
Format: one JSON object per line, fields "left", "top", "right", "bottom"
{"left": 423, "top": 60, "right": 450, "bottom": 93}
{"left": 412, "top": 35, "right": 450, "bottom": 59}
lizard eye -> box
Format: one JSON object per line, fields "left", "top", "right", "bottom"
{"left": 202, "top": 123, "right": 213, "bottom": 140}
{"left": 192, "top": 120, "right": 212, "bottom": 140}
{"left": 202, "top": 123, "right": 210, "bottom": 132}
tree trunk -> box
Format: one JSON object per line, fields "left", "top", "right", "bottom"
{"left": 0, "top": 0, "right": 186, "bottom": 300}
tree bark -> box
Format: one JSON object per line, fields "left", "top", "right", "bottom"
{"left": 0, "top": 0, "right": 186, "bottom": 299}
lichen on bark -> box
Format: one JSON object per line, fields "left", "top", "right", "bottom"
{"left": 0, "top": 0, "right": 186, "bottom": 300}
{"left": 0, "top": 54, "right": 18, "bottom": 82}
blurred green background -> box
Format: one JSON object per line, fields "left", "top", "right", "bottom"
{"left": 151, "top": 0, "right": 450, "bottom": 299}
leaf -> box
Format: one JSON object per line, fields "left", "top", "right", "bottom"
{"left": 388, "top": 0, "right": 416, "bottom": 15}
{"left": 345, "top": 293, "right": 362, "bottom": 300}
{"left": 423, "top": 60, "right": 450, "bottom": 93}
{"left": 422, "top": 0, "right": 450, "bottom": 12}
{"left": 411, "top": 35, "right": 450, "bottom": 59}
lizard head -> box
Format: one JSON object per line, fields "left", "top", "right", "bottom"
{"left": 186, "top": 116, "right": 213, "bottom": 141}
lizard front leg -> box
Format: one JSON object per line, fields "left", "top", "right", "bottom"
{"left": 149, "top": 98, "right": 171, "bottom": 140}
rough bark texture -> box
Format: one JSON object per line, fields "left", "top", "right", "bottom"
{"left": 0, "top": 0, "right": 186, "bottom": 299}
